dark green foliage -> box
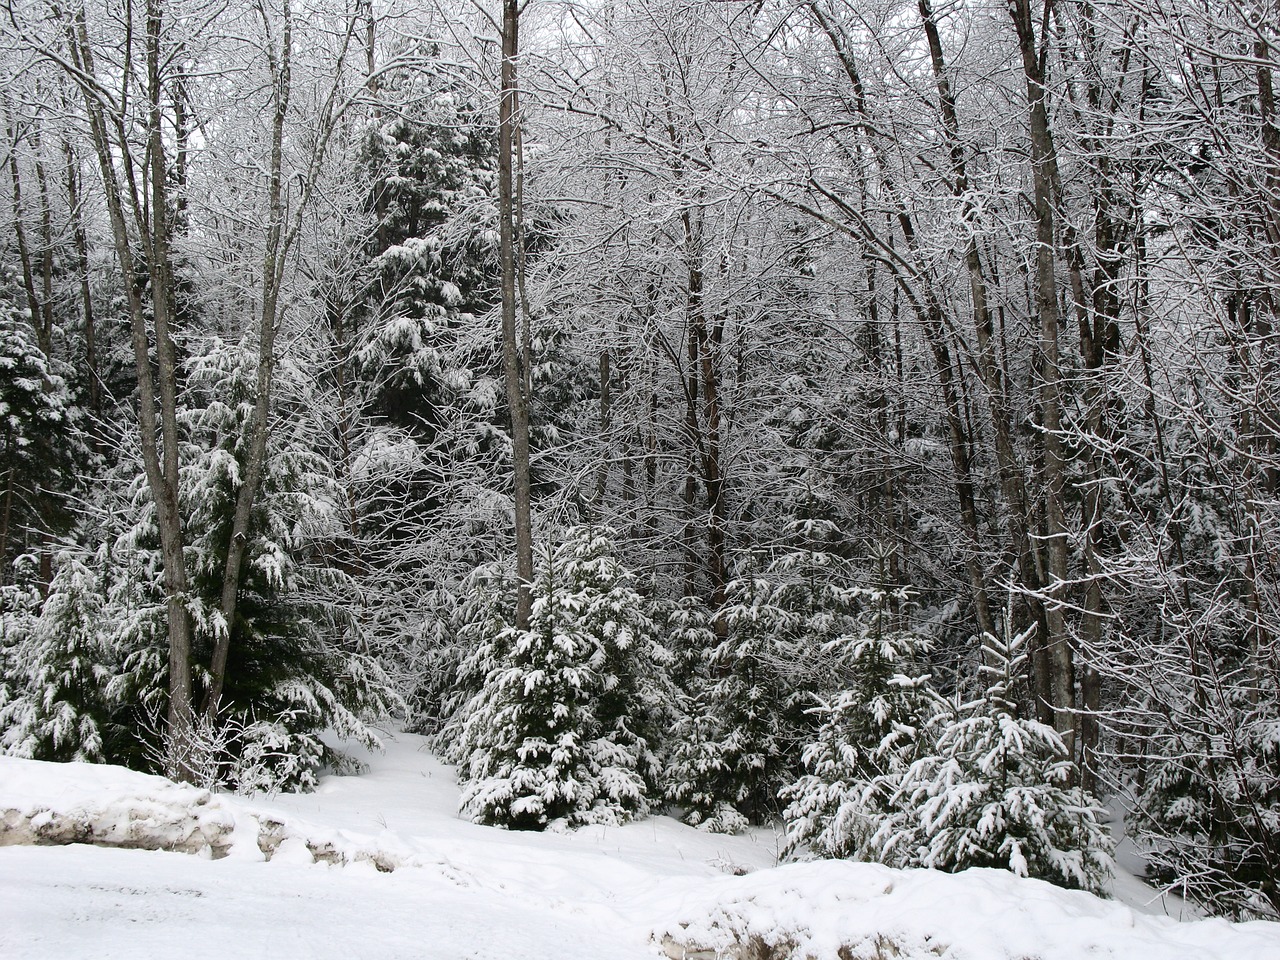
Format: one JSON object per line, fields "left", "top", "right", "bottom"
{"left": 453, "top": 527, "right": 670, "bottom": 829}
{"left": 665, "top": 548, "right": 880, "bottom": 828}
{"left": 0, "top": 556, "right": 111, "bottom": 762}
{"left": 784, "top": 621, "right": 1113, "bottom": 896}
{"left": 358, "top": 54, "right": 499, "bottom": 441}
{"left": 0, "top": 312, "right": 85, "bottom": 583}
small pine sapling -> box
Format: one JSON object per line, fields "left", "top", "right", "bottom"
{"left": 456, "top": 527, "right": 668, "bottom": 829}
{"left": 669, "top": 548, "right": 875, "bottom": 829}
{"left": 782, "top": 621, "right": 937, "bottom": 861}
{"left": 897, "top": 623, "right": 1114, "bottom": 894}
{"left": 0, "top": 556, "right": 112, "bottom": 762}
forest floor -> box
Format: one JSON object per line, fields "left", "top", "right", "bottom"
{"left": 2, "top": 729, "right": 1276, "bottom": 960}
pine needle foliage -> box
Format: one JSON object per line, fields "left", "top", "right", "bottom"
{"left": 454, "top": 526, "right": 670, "bottom": 829}
{"left": 785, "top": 622, "right": 1114, "bottom": 895}
{"left": 668, "top": 547, "right": 886, "bottom": 829}
{"left": 0, "top": 556, "right": 111, "bottom": 762}
{"left": 782, "top": 622, "right": 936, "bottom": 859}
{"left": 895, "top": 626, "right": 1114, "bottom": 894}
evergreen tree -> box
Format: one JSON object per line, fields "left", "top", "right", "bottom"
{"left": 0, "top": 573, "right": 41, "bottom": 736}
{"left": 428, "top": 562, "right": 518, "bottom": 752}
{"left": 93, "top": 341, "right": 401, "bottom": 791}
{"left": 357, "top": 47, "right": 499, "bottom": 445}
{"left": 657, "top": 597, "right": 749, "bottom": 833}
{"left": 185, "top": 342, "right": 402, "bottom": 790}
{"left": 895, "top": 626, "right": 1114, "bottom": 894}
{"left": 0, "top": 556, "right": 111, "bottom": 762}
{"left": 667, "top": 546, "right": 880, "bottom": 827}
{"left": 0, "top": 311, "right": 85, "bottom": 586}
{"left": 455, "top": 526, "right": 669, "bottom": 829}
{"left": 782, "top": 620, "right": 937, "bottom": 859}
{"left": 1125, "top": 612, "right": 1280, "bottom": 918}
{"left": 785, "top": 618, "right": 1113, "bottom": 896}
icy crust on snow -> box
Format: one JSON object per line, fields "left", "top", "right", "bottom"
{"left": 654, "top": 861, "right": 1280, "bottom": 960}
{"left": 0, "top": 756, "right": 405, "bottom": 870}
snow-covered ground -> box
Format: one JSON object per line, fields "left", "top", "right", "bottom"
{"left": 2, "top": 730, "right": 1277, "bottom": 960}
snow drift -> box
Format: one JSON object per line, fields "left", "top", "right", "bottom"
{"left": 655, "top": 860, "right": 1280, "bottom": 960}
{"left": 0, "top": 757, "right": 404, "bottom": 870}
{"left": 3, "top": 741, "right": 1279, "bottom": 960}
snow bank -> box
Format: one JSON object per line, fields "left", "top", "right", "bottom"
{"left": 0, "top": 756, "right": 408, "bottom": 871}
{"left": 4, "top": 746, "right": 1279, "bottom": 960}
{"left": 1, "top": 758, "right": 237, "bottom": 855}
{"left": 655, "top": 860, "right": 1280, "bottom": 960}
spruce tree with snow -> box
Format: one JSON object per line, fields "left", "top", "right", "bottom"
{"left": 0, "top": 578, "right": 40, "bottom": 718}
{"left": 0, "top": 315, "right": 86, "bottom": 583}
{"left": 0, "top": 556, "right": 111, "bottom": 762}
{"left": 430, "top": 562, "right": 519, "bottom": 758}
{"left": 184, "top": 343, "right": 402, "bottom": 790}
{"left": 455, "top": 526, "right": 669, "bottom": 829}
{"left": 785, "top": 619, "right": 1112, "bottom": 894}
{"left": 356, "top": 47, "right": 498, "bottom": 452}
{"left": 668, "top": 545, "right": 880, "bottom": 828}
{"left": 893, "top": 624, "right": 1114, "bottom": 893}
{"left": 782, "top": 617, "right": 937, "bottom": 859}
{"left": 658, "top": 597, "right": 750, "bottom": 833}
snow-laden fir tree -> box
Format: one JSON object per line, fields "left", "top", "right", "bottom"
{"left": 787, "top": 616, "right": 1113, "bottom": 895}
{"left": 356, "top": 44, "right": 498, "bottom": 449}
{"left": 0, "top": 575, "right": 41, "bottom": 722}
{"left": 781, "top": 614, "right": 937, "bottom": 859}
{"left": 185, "top": 343, "right": 402, "bottom": 790}
{"left": 657, "top": 597, "right": 749, "bottom": 834}
{"left": 0, "top": 555, "right": 111, "bottom": 762}
{"left": 894, "top": 624, "right": 1113, "bottom": 894}
{"left": 429, "top": 562, "right": 518, "bottom": 753}
{"left": 0, "top": 314, "right": 85, "bottom": 583}
{"left": 455, "top": 526, "right": 670, "bottom": 829}
{"left": 667, "top": 542, "right": 877, "bottom": 829}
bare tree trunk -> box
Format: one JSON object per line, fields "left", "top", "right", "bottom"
{"left": 920, "top": 0, "right": 1041, "bottom": 657}
{"left": 1049, "top": 0, "right": 1136, "bottom": 787}
{"left": 4, "top": 103, "right": 45, "bottom": 354}
{"left": 806, "top": 2, "right": 996, "bottom": 638}
{"left": 204, "top": 0, "right": 362, "bottom": 716}
{"left": 63, "top": 141, "right": 102, "bottom": 429}
{"left": 1010, "top": 0, "right": 1075, "bottom": 749}
{"left": 142, "top": 0, "right": 198, "bottom": 777}
{"left": 685, "top": 228, "right": 728, "bottom": 612}
{"left": 204, "top": 1, "right": 293, "bottom": 719}
{"left": 499, "top": 0, "right": 534, "bottom": 629}
{"left": 0, "top": 431, "right": 14, "bottom": 588}
{"left": 592, "top": 348, "right": 612, "bottom": 516}
{"left": 63, "top": 2, "right": 196, "bottom": 779}
{"left": 33, "top": 125, "right": 56, "bottom": 358}
{"left": 681, "top": 264, "right": 702, "bottom": 599}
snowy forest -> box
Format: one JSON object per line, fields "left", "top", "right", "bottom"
{"left": 0, "top": 0, "right": 1277, "bottom": 928}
